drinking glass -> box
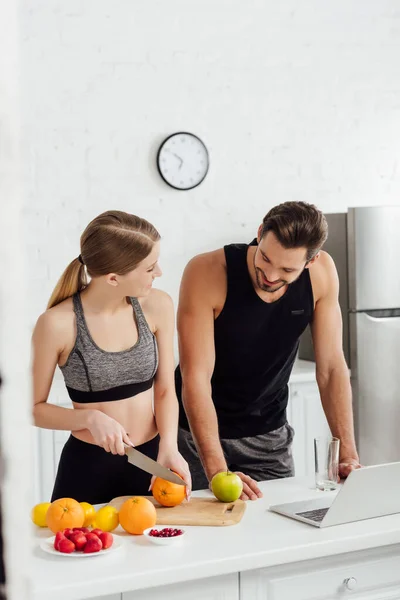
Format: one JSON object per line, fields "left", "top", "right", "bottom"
{"left": 314, "top": 436, "right": 340, "bottom": 491}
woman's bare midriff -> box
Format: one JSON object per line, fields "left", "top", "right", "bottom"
{"left": 71, "top": 387, "right": 158, "bottom": 447}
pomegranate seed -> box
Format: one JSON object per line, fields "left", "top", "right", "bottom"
{"left": 148, "top": 527, "right": 183, "bottom": 538}
{"left": 149, "top": 527, "right": 183, "bottom": 538}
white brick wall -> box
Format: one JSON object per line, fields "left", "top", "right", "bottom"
{"left": 21, "top": 0, "right": 400, "bottom": 332}
{"left": 0, "top": 1, "right": 33, "bottom": 598}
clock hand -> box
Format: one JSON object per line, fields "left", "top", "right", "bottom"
{"left": 172, "top": 153, "right": 183, "bottom": 164}
{"left": 172, "top": 153, "right": 184, "bottom": 170}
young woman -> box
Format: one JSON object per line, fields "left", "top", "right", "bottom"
{"left": 32, "top": 210, "right": 191, "bottom": 504}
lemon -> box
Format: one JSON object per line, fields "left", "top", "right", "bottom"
{"left": 92, "top": 506, "right": 119, "bottom": 532}
{"left": 79, "top": 501, "right": 96, "bottom": 527}
{"left": 31, "top": 502, "right": 51, "bottom": 527}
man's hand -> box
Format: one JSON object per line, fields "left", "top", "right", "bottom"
{"left": 339, "top": 457, "right": 361, "bottom": 479}
{"left": 209, "top": 470, "right": 263, "bottom": 501}
{"left": 235, "top": 472, "right": 263, "bottom": 501}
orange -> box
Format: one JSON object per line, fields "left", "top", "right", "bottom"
{"left": 79, "top": 502, "right": 96, "bottom": 527}
{"left": 46, "top": 498, "right": 85, "bottom": 534}
{"left": 119, "top": 497, "right": 156, "bottom": 535}
{"left": 31, "top": 502, "right": 51, "bottom": 527}
{"left": 152, "top": 474, "right": 186, "bottom": 507}
{"left": 92, "top": 506, "right": 119, "bottom": 532}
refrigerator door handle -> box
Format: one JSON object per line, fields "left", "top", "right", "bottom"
{"left": 361, "top": 310, "right": 400, "bottom": 322}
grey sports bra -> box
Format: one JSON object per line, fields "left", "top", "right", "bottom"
{"left": 60, "top": 293, "right": 158, "bottom": 403}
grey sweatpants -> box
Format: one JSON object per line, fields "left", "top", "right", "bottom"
{"left": 178, "top": 422, "right": 295, "bottom": 491}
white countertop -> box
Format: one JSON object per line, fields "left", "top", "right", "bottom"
{"left": 31, "top": 475, "right": 400, "bottom": 600}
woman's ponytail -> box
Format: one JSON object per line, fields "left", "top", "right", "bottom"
{"left": 47, "top": 258, "right": 88, "bottom": 309}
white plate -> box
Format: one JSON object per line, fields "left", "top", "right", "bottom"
{"left": 143, "top": 526, "right": 185, "bottom": 546}
{"left": 40, "top": 534, "right": 123, "bottom": 557}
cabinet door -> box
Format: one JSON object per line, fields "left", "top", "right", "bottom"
{"left": 34, "top": 427, "right": 56, "bottom": 502}
{"left": 240, "top": 547, "right": 400, "bottom": 600}
{"left": 34, "top": 421, "right": 70, "bottom": 503}
{"left": 32, "top": 427, "right": 42, "bottom": 504}
{"left": 33, "top": 372, "right": 72, "bottom": 502}
{"left": 287, "top": 382, "right": 330, "bottom": 478}
{"left": 123, "top": 573, "right": 238, "bottom": 600}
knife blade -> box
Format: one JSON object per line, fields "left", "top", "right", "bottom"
{"left": 125, "top": 445, "right": 186, "bottom": 486}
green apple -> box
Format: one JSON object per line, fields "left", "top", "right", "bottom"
{"left": 211, "top": 471, "right": 243, "bottom": 502}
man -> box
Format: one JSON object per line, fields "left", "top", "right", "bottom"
{"left": 175, "top": 201, "right": 360, "bottom": 501}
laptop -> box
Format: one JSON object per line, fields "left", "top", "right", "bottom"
{"left": 269, "top": 462, "right": 400, "bottom": 528}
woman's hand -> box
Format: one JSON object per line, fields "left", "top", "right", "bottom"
{"left": 150, "top": 442, "right": 192, "bottom": 501}
{"left": 86, "top": 410, "right": 131, "bottom": 455}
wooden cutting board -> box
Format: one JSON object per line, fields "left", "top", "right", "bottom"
{"left": 109, "top": 495, "right": 246, "bottom": 527}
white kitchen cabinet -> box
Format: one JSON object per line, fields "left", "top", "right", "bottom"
{"left": 33, "top": 423, "right": 69, "bottom": 503}
{"left": 123, "top": 573, "right": 239, "bottom": 600}
{"left": 32, "top": 368, "right": 73, "bottom": 502}
{"left": 287, "top": 381, "right": 331, "bottom": 478}
{"left": 239, "top": 546, "right": 400, "bottom": 600}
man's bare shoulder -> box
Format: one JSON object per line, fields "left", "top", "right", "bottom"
{"left": 309, "top": 250, "right": 339, "bottom": 302}
{"left": 183, "top": 248, "right": 226, "bottom": 281}
{"left": 180, "top": 249, "right": 227, "bottom": 311}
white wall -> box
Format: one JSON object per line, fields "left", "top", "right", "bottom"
{"left": 21, "top": 0, "right": 400, "bottom": 331}
{"left": 0, "top": 0, "right": 33, "bottom": 598}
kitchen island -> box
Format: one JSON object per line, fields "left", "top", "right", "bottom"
{"left": 31, "top": 475, "right": 400, "bottom": 600}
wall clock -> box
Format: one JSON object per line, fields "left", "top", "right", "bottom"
{"left": 157, "top": 132, "right": 209, "bottom": 190}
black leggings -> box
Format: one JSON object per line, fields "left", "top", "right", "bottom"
{"left": 51, "top": 434, "right": 160, "bottom": 504}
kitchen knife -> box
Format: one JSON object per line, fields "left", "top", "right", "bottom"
{"left": 125, "top": 445, "right": 186, "bottom": 486}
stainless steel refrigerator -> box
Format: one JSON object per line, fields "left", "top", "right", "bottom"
{"left": 299, "top": 206, "right": 400, "bottom": 466}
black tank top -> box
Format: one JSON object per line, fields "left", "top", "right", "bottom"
{"left": 176, "top": 240, "right": 314, "bottom": 439}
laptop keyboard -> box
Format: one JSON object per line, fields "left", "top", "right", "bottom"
{"left": 295, "top": 507, "right": 329, "bottom": 522}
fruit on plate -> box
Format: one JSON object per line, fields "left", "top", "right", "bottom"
{"left": 73, "top": 527, "right": 91, "bottom": 534}
{"left": 84, "top": 536, "right": 102, "bottom": 553}
{"left": 91, "top": 506, "right": 119, "bottom": 532}
{"left": 52, "top": 528, "right": 114, "bottom": 554}
{"left": 46, "top": 498, "right": 85, "bottom": 533}
{"left": 79, "top": 502, "right": 96, "bottom": 527}
{"left": 211, "top": 471, "right": 243, "bottom": 502}
{"left": 54, "top": 531, "right": 66, "bottom": 550}
{"left": 152, "top": 474, "right": 186, "bottom": 507}
{"left": 85, "top": 532, "right": 100, "bottom": 542}
{"left": 84, "top": 532, "right": 103, "bottom": 553}
{"left": 69, "top": 531, "right": 87, "bottom": 551}
{"left": 98, "top": 531, "right": 113, "bottom": 549}
{"left": 63, "top": 528, "right": 75, "bottom": 539}
{"left": 119, "top": 496, "right": 156, "bottom": 535}
{"left": 149, "top": 528, "right": 183, "bottom": 538}
{"left": 58, "top": 538, "right": 75, "bottom": 554}
{"left": 31, "top": 502, "right": 51, "bottom": 527}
